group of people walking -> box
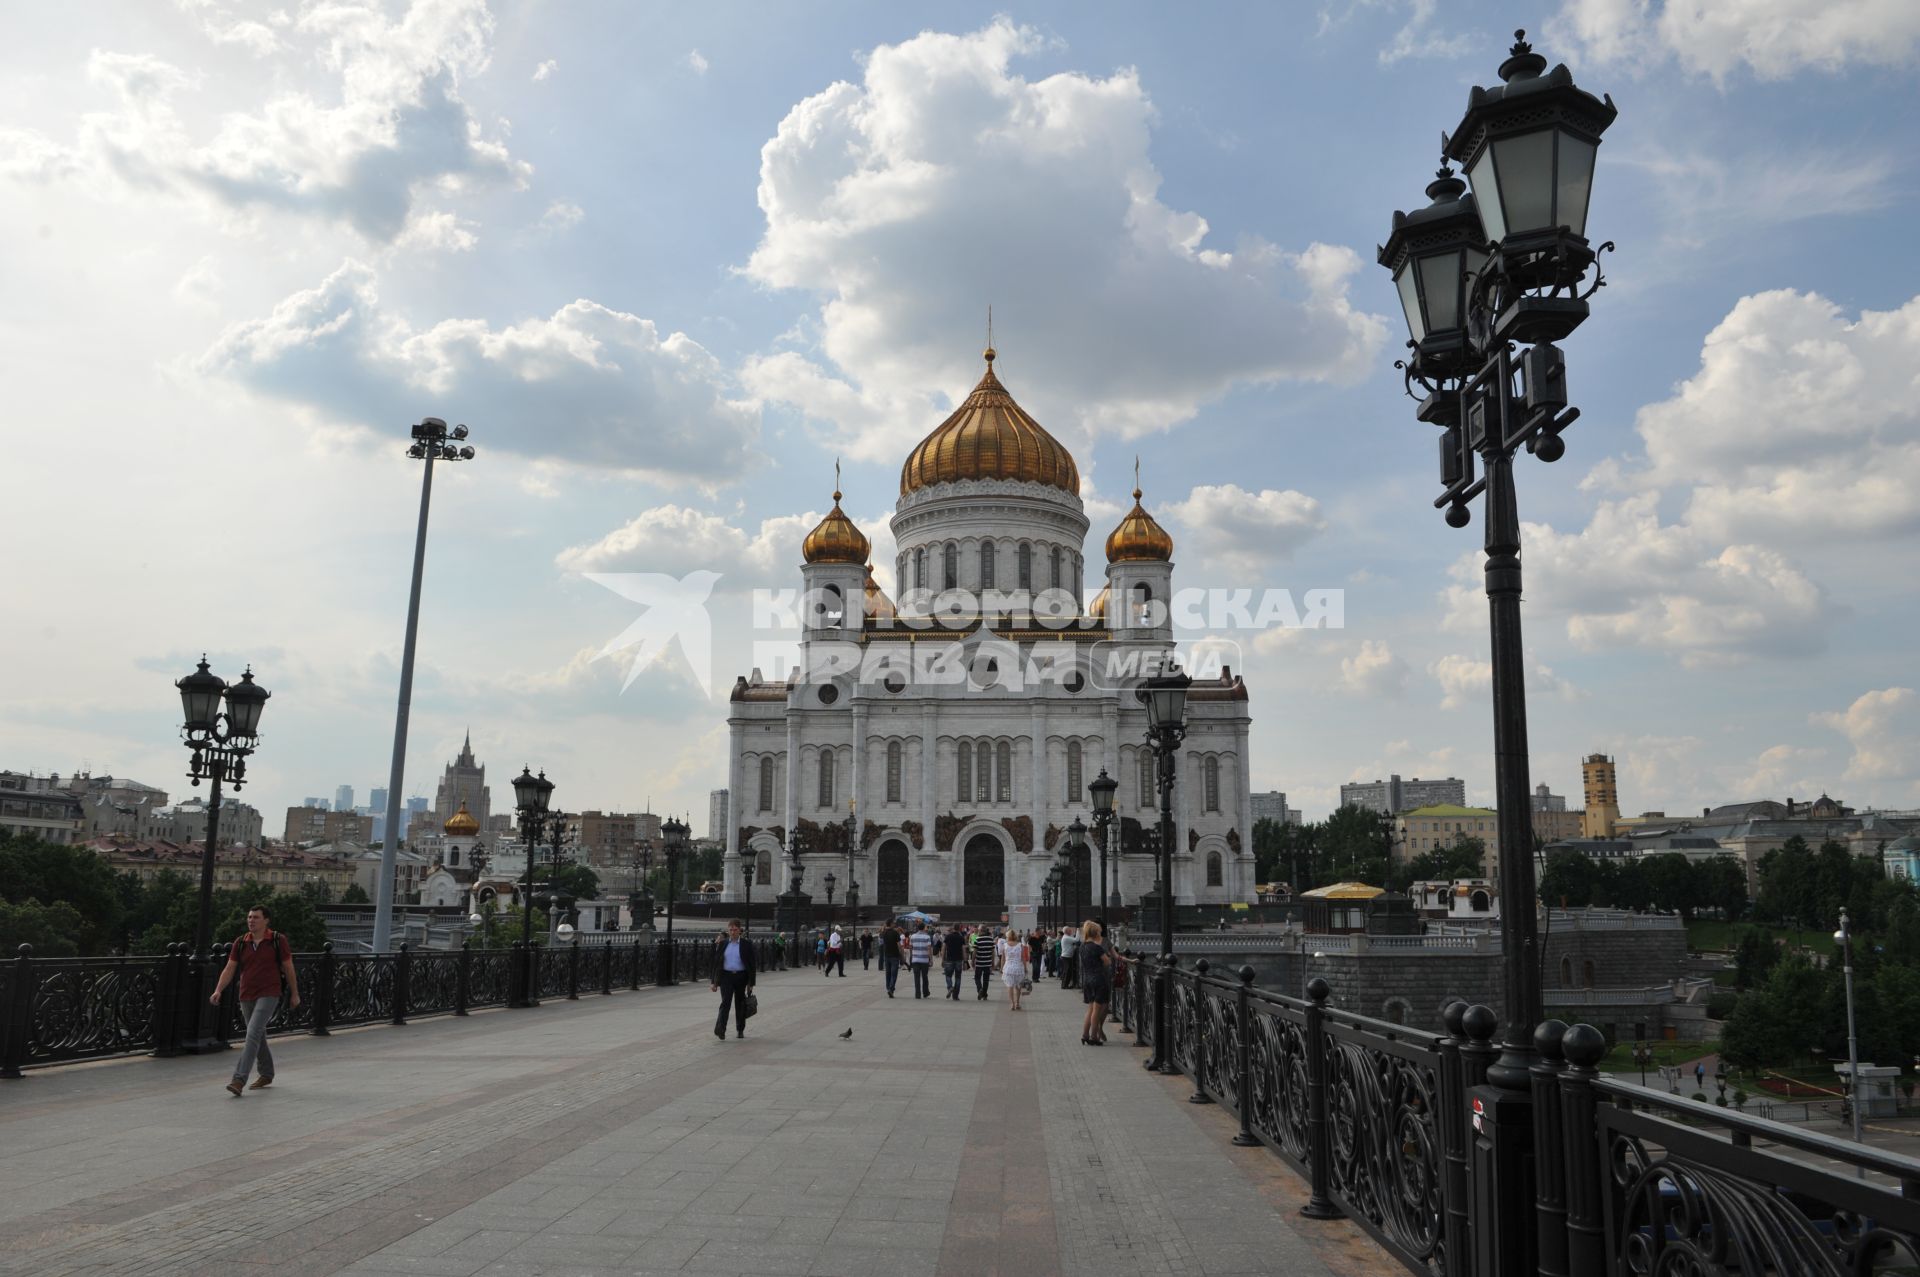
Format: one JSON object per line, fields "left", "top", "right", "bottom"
{"left": 851, "top": 918, "right": 1119, "bottom": 1043}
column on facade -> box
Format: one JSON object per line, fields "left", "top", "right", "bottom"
{"left": 1174, "top": 744, "right": 1195, "bottom": 904}
{"left": 1235, "top": 722, "right": 1255, "bottom": 902}
{"left": 1029, "top": 700, "right": 1048, "bottom": 907}
{"left": 724, "top": 720, "right": 743, "bottom": 902}
{"left": 850, "top": 702, "right": 868, "bottom": 898}
{"left": 784, "top": 712, "right": 800, "bottom": 890}
{"left": 920, "top": 701, "right": 937, "bottom": 903}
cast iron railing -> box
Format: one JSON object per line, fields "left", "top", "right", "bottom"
{"left": 1123, "top": 953, "right": 1920, "bottom": 1277}
{"left": 0, "top": 936, "right": 772, "bottom": 1076}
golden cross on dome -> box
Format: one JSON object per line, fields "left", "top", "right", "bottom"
{"left": 833, "top": 457, "right": 841, "bottom": 502}
{"left": 1133, "top": 455, "right": 1142, "bottom": 499}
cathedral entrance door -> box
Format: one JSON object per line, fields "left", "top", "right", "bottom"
{"left": 963, "top": 834, "right": 1005, "bottom": 911}
{"left": 877, "top": 839, "right": 909, "bottom": 909}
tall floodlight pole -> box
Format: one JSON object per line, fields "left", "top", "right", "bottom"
{"left": 375, "top": 418, "right": 474, "bottom": 953}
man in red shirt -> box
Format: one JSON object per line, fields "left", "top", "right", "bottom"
{"left": 210, "top": 905, "right": 301, "bottom": 1096}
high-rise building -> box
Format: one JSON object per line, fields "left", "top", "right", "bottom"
{"left": 335, "top": 784, "right": 354, "bottom": 814}
{"left": 1531, "top": 783, "right": 1567, "bottom": 812}
{"left": 433, "top": 733, "right": 490, "bottom": 831}
{"left": 708, "top": 789, "right": 729, "bottom": 842}
{"left": 369, "top": 787, "right": 389, "bottom": 814}
{"left": 303, "top": 796, "right": 329, "bottom": 810}
{"left": 1340, "top": 775, "right": 1466, "bottom": 815}
{"left": 1581, "top": 754, "right": 1619, "bottom": 838}
{"left": 1251, "top": 791, "right": 1290, "bottom": 826}
{"left": 406, "top": 795, "right": 429, "bottom": 815}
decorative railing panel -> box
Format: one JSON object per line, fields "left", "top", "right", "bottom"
{"left": 407, "top": 952, "right": 463, "bottom": 1018}
{"left": 330, "top": 953, "right": 397, "bottom": 1027}
{"left": 537, "top": 947, "right": 574, "bottom": 1000}
{"left": 468, "top": 949, "right": 514, "bottom": 1008}
{"left": 1245, "top": 992, "right": 1312, "bottom": 1168}
{"left": 1320, "top": 1008, "right": 1447, "bottom": 1275}
{"left": 19, "top": 954, "right": 170, "bottom": 1066}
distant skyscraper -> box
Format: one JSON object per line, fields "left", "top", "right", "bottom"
{"left": 708, "top": 789, "right": 729, "bottom": 842}
{"left": 1251, "top": 791, "right": 1290, "bottom": 826}
{"left": 303, "top": 796, "right": 329, "bottom": 810}
{"left": 406, "top": 795, "right": 429, "bottom": 815}
{"left": 1581, "top": 754, "right": 1619, "bottom": 838}
{"left": 369, "top": 786, "right": 388, "bottom": 813}
{"left": 1340, "top": 774, "right": 1466, "bottom": 815}
{"left": 433, "top": 732, "right": 491, "bottom": 830}
{"left": 335, "top": 784, "right": 354, "bottom": 813}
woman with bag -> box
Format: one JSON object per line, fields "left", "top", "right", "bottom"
{"left": 996, "top": 926, "right": 1028, "bottom": 1011}
{"left": 1077, "top": 921, "right": 1113, "bottom": 1045}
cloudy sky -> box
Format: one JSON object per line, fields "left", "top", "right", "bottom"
{"left": 3, "top": 0, "right": 1917, "bottom": 829}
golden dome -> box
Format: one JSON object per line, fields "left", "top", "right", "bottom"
{"left": 864, "top": 563, "right": 896, "bottom": 621}
{"left": 1105, "top": 486, "right": 1174, "bottom": 562}
{"left": 443, "top": 801, "right": 480, "bottom": 836}
{"left": 1088, "top": 583, "right": 1110, "bottom": 622}
{"left": 802, "top": 491, "right": 871, "bottom": 565}
{"left": 899, "top": 350, "right": 1079, "bottom": 497}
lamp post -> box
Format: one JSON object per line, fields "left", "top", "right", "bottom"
{"left": 375, "top": 418, "right": 475, "bottom": 954}
{"left": 1139, "top": 664, "right": 1191, "bottom": 1073}
{"left": 740, "top": 857, "right": 756, "bottom": 934}
{"left": 658, "top": 816, "right": 688, "bottom": 986}
{"left": 510, "top": 766, "right": 554, "bottom": 1006}
{"left": 1042, "top": 870, "right": 1058, "bottom": 935}
{"left": 1836, "top": 908, "right": 1865, "bottom": 1171}
{"left": 543, "top": 813, "right": 575, "bottom": 942}
{"left": 1631, "top": 1039, "right": 1654, "bottom": 1088}
{"left": 628, "top": 838, "right": 655, "bottom": 931}
{"left": 843, "top": 802, "right": 861, "bottom": 926}
{"left": 175, "top": 657, "right": 269, "bottom": 1052}
{"left": 1379, "top": 28, "right": 1614, "bottom": 1093}
{"left": 1089, "top": 768, "right": 1118, "bottom": 930}
{"left": 1066, "top": 816, "right": 1089, "bottom": 931}
{"left": 824, "top": 871, "right": 838, "bottom": 957}
{"left": 788, "top": 858, "right": 804, "bottom": 972}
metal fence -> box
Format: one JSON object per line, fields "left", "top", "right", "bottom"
{"left": 0, "top": 935, "right": 771, "bottom": 1076}
{"left": 1112, "top": 952, "right": 1920, "bottom": 1277}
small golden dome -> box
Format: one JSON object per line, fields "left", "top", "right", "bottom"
{"left": 900, "top": 350, "right": 1079, "bottom": 496}
{"left": 864, "top": 563, "right": 896, "bottom": 621}
{"left": 1105, "top": 486, "right": 1174, "bottom": 562}
{"left": 1088, "top": 583, "right": 1110, "bottom": 622}
{"left": 802, "top": 491, "right": 871, "bottom": 565}
{"left": 443, "top": 801, "right": 480, "bottom": 836}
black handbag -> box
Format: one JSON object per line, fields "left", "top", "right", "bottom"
{"left": 742, "top": 992, "right": 759, "bottom": 1019}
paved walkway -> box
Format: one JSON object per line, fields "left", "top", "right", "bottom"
{"left": 0, "top": 963, "right": 1391, "bottom": 1277}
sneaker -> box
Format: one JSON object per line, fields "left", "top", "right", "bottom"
{"left": 224, "top": 1079, "right": 244, "bottom": 1097}
{"left": 249, "top": 1076, "right": 272, "bottom": 1090}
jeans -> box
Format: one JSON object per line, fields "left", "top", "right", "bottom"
{"left": 911, "top": 962, "right": 931, "bottom": 998}
{"left": 973, "top": 966, "right": 992, "bottom": 998}
{"left": 715, "top": 970, "right": 751, "bottom": 1035}
{"left": 943, "top": 961, "right": 962, "bottom": 997}
{"left": 234, "top": 995, "right": 278, "bottom": 1083}
{"left": 883, "top": 955, "right": 901, "bottom": 993}
{"left": 861, "top": 949, "right": 871, "bottom": 969}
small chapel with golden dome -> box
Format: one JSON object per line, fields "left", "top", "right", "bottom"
{"left": 724, "top": 347, "right": 1254, "bottom": 913}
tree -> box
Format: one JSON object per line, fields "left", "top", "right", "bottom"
{"left": 1731, "top": 928, "right": 1779, "bottom": 990}
{"left": 1540, "top": 850, "right": 1600, "bottom": 909}
{"left": 0, "top": 898, "right": 87, "bottom": 957}
{"left": 1754, "top": 837, "right": 1815, "bottom": 927}
{"left": 1642, "top": 854, "right": 1700, "bottom": 919}
{"left": 1695, "top": 857, "right": 1749, "bottom": 922}
{"left": 1393, "top": 837, "right": 1487, "bottom": 894}
{"left": 341, "top": 882, "right": 370, "bottom": 904}
{"left": 549, "top": 863, "right": 601, "bottom": 901}
{"left": 1318, "top": 806, "right": 1394, "bottom": 888}
{"left": 0, "top": 834, "right": 127, "bottom": 954}
{"left": 1720, "top": 952, "right": 1841, "bottom": 1068}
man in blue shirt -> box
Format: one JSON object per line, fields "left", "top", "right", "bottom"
{"left": 710, "top": 919, "right": 757, "bottom": 1040}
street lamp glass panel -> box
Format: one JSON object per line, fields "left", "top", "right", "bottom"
{"left": 1416, "top": 250, "right": 1464, "bottom": 335}
{"left": 1491, "top": 130, "right": 1555, "bottom": 236}
{"left": 177, "top": 660, "right": 225, "bottom": 731}
{"left": 1469, "top": 150, "right": 1506, "bottom": 243}
{"left": 1558, "top": 134, "right": 1596, "bottom": 236}
{"left": 512, "top": 767, "right": 541, "bottom": 813}
{"left": 534, "top": 771, "right": 555, "bottom": 813}
{"left": 223, "top": 669, "right": 269, "bottom": 739}
{"left": 1139, "top": 671, "right": 1190, "bottom": 730}
{"left": 1394, "top": 266, "right": 1426, "bottom": 342}
{"left": 1089, "top": 769, "right": 1117, "bottom": 815}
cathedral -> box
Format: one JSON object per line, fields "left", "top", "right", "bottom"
{"left": 724, "top": 347, "right": 1255, "bottom": 914}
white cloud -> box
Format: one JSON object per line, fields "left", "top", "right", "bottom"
{"left": 532, "top": 59, "right": 557, "bottom": 82}
{"left": 538, "top": 199, "right": 584, "bottom": 233}
{"left": 172, "top": 255, "right": 223, "bottom": 309}
{"left": 175, "top": 0, "right": 282, "bottom": 56}
{"left": 686, "top": 50, "right": 709, "bottom": 74}
{"left": 739, "top": 19, "right": 1388, "bottom": 462}
{"left": 1552, "top": 0, "right": 1920, "bottom": 81}
{"left": 1374, "top": 0, "right": 1474, "bottom": 63}
{"left": 197, "top": 260, "right": 762, "bottom": 482}
{"left": 1161, "top": 483, "right": 1326, "bottom": 577}
{"left": 3, "top": 0, "right": 527, "bottom": 243}
{"left": 1428, "top": 653, "right": 1574, "bottom": 710}
{"left": 1340, "top": 639, "right": 1409, "bottom": 697}
{"left": 1813, "top": 688, "right": 1919, "bottom": 791}
{"left": 392, "top": 208, "right": 478, "bottom": 253}
{"left": 1618, "top": 145, "right": 1895, "bottom": 252}
{"left": 1729, "top": 743, "right": 1830, "bottom": 799}
{"left": 555, "top": 505, "right": 816, "bottom": 582}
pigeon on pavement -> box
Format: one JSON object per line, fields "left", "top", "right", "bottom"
{"left": 839, "top": 1028, "right": 853, "bottom": 1039}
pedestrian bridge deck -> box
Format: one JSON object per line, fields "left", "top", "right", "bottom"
{"left": 0, "top": 964, "right": 1392, "bottom": 1277}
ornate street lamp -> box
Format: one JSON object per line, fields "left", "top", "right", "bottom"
{"left": 1066, "top": 816, "right": 1089, "bottom": 931}
{"left": 1837, "top": 909, "right": 1864, "bottom": 1171}
{"left": 843, "top": 801, "right": 861, "bottom": 925}
{"left": 176, "top": 657, "right": 269, "bottom": 1052}
{"left": 1139, "top": 663, "right": 1190, "bottom": 1073}
{"left": 1089, "top": 768, "right": 1119, "bottom": 929}
{"left": 740, "top": 855, "right": 756, "bottom": 935}
{"left": 1042, "top": 869, "right": 1059, "bottom": 935}
{"left": 1379, "top": 30, "right": 1615, "bottom": 1275}
{"left": 375, "top": 418, "right": 476, "bottom": 954}
{"left": 658, "top": 815, "right": 688, "bottom": 985}
{"left": 628, "top": 837, "right": 655, "bottom": 931}
{"left": 511, "top": 766, "right": 554, "bottom": 1006}
{"left": 788, "top": 856, "right": 805, "bottom": 972}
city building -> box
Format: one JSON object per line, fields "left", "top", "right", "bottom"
{"left": 1340, "top": 774, "right": 1466, "bottom": 815}
{"left": 81, "top": 836, "right": 357, "bottom": 894}
{"left": 1394, "top": 803, "right": 1501, "bottom": 874}
{"left": 708, "top": 788, "right": 729, "bottom": 842}
{"left": 284, "top": 805, "right": 374, "bottom": 846}
{"left": 303, "top": 796, "right": 329, "bottom": 810}
{"left": 1531, "top": 807, "right": 1584, "bottom": 846}
{"left": 577, "top": 810, "right": 645, "bottom": 872}
{"left": 433, "top": 732, "right": 491, "bottom": 831}
{"left": 164, "top": 797, "right": 264, "bottom": 848}
{"left": 335, "top": 784, "right": 354, "bottom": 814}
{"left": 1581, "top": 753, "right": 1619, "bottom": 837}
{"left": 1531, "top": 783, "right": 1566, "bottom": 812}
{"left": 0, "top": 771, "right": 83, "bottom": 842}
{"left": 726, "top": 347, "right": 1256, "bottom": 909}
{"left": 77, "top": 790, "right": 172, "bottom": 842}
{"left": 369, "top": 786, "right": 388, "bottom": 814}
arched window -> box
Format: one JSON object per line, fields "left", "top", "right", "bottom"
{"left": 976, "top": 741, "right": 992, "bottom": 802}
{"left": 821, "top": 583, "right": 843, "bottom": 626}
{"left": 1050, "top": 545, "right": 1062, "bottom": 589}
{"left": 755, "top": 849, "right": 773, "bottom": 884}
{"left": 957, "top": 743, "right": 972, "bottom": 804}
{"left": 818, "top": 750, "right": 835, "bottom": 809}
{"left": 1559, "top": 956, "right": 1573, "bottom": 988}
{"left": 1066, "top": 741, "right": 1083, "bottom": 803}
{"left": 943, "top": 543, "right": 957, "bottom": 590}
{"left": 1204, "top": 757, "right": 1220, "bottom": 812}
{"left": 1132, "top": 582, "right": 1153, "bottom": 626}
{"left": 1206, "top": 851, "right": 1223, "bottom": 887}
{"left": 996, "top": 741, "right": 1011, "bottom": 802}
{"left": 1139, "top": 750, "right": 1153, "bottom": 809}
{"left": 979, "top": 540, "right": 995, "bottom": 589}
{"left": 1018, "top": 542, "right": 1032, "bottom": 590}
{"left": 886, "top": 741, "right": 902, "bottom": 804}
{"left": 758, "top": 758, "right": 774, "bottom": 813}
{"left": 1582, "top": 959, "right": 1596, "bottom": 989}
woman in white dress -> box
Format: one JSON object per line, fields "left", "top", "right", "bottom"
{"left": 996, "top": 927, "right": 1027, "bottom": 1011}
